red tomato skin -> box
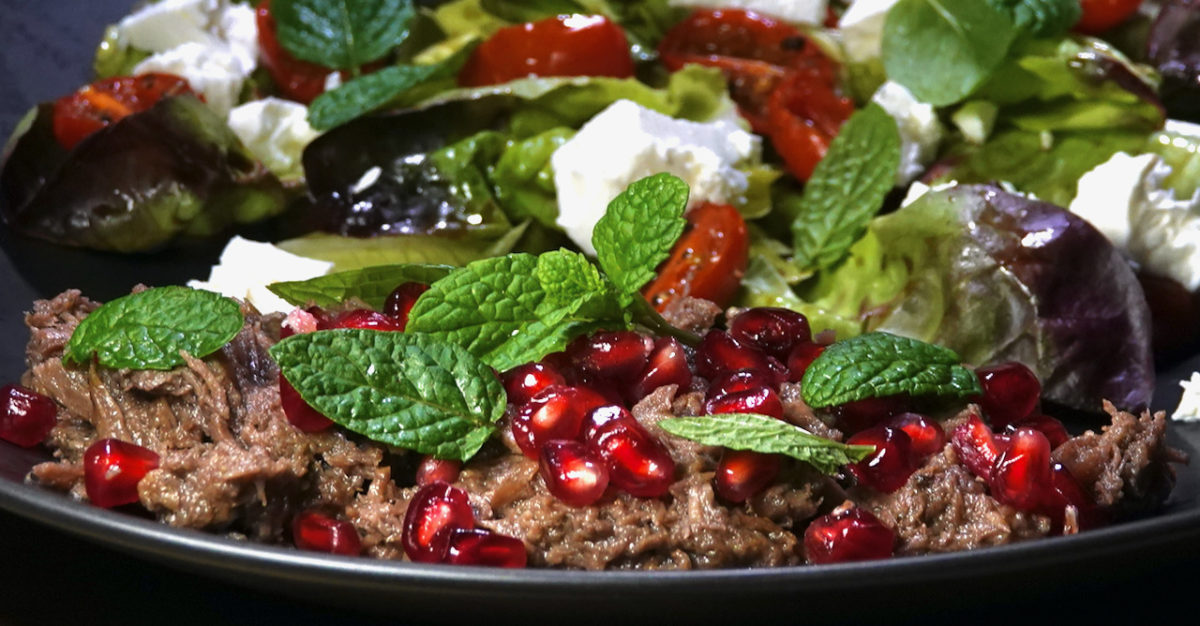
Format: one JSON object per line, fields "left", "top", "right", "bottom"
{"left": 766, "top": 69, "right": 855, "bottom": 181}
{"left": 458, "top": 15, "right": 635, "bottom": 87}
{"left": 1075, "top": 0, "right": 1145, "bottom": 35}
{"left": 51, "top": 73, "right": 194, "bottom": 150}
{"left": 256, "top": 0, "right": 332, "bottom": 103}
{"left": 643, "top": 202, "right": 749, "bottom": 312}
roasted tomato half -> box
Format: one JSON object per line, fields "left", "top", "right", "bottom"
{"left": 458, "top": 14, "right": 635, "bottom": 87}
{"left": 643, "top": 202, "right": 749, "bottom": 312}
{"left": 51, "top": 73, "right": 195, "bottom": 150}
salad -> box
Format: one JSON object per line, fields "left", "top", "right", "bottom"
{"left": 0, "top": 0, "right": 1194, "bottom": 569}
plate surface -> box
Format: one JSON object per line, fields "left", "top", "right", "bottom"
{"left": 2, "top": 2, "right": 1200, "bottom": 623}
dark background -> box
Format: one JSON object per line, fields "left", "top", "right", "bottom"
{"left": 2, "top": 2, "right": 1200, "bottom": 625}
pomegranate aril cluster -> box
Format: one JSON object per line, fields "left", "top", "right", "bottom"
{"left": 401, "top": 481, "right": 526, "bottom": 567}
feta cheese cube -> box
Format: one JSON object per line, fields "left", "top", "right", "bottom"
{"left": 668, "top": 0, "right": 828, "bottom": 25}
{"left": 871, "top": 81, "right": 944, "bottom": 185}
{"left": 1173, "top": 372, "right": 1200, "bottom": 422}
{"left": 227, "top": 98, "right": 320, "bottom": 181}
{"left": 839, "top": 0, "right": 901, "bottom": 64}
{"left": 188, "top": 236, "right": 334, "bottom": 314}
{"left": 551, "top": 99, "right": 760, "bottom": 256}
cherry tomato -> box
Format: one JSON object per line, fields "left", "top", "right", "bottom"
{"left": 643, "top": 202, "right": 749, "bottom": 312}
{"left": 51, "top": 73, "right": 195, "bottom": 150}
{"left": 658, "top": 9, "right": 838, "bottom": 134}
{"left": 1075, "top": 0, "right": 1145, "bottom": 35}
{"left": 458, "top": 15, "right": 635, "bottom": 87}
{"left": 256, "top": 0, "right": 333, "bottom": 103}
{"left": 766, "top": 68, "right": 855, "bottom": 181}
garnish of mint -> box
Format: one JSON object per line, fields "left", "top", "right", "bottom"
{"left": 406, "top": 173, "right": 698, "bottom": 372}
{"left": 882, "top": 0, "right": 1081, "bottom": 107}
{"left": 658, "top": 413, "right": 875, "bottom": 475}
{"left": 271, "top": 0, "right": 414, "bottom": 71}
{"left": 268, "top": 263, "right": 453, "bottom": 310}
{"left": 65, "top": 286, "right": 244, "bottom": 371}
{"left": 800, "top": 332, "right": 982, "bottom": 408}
{"left": 591, "top": 172, "right": 689, "bottom": 305}
{"left": 791, "top": 103, "right": 900, "bottom": 272}
{"left": 269, "top": 329, "right": 505, "bottom": 462}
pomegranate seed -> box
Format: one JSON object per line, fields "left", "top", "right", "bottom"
{"left": 444, "top": 528, "right": 527, "bottom": 568}
{"left": 695, "top": 331, "right": 784, "bottom": 382}
{"left": 786, "top": 341, "right": 826, "bottom": 382}
{"left": 510, "top": 385, "right": 608, "bottom": 458}
{"left": 631, "top": 337, "right": 693, "bottom": 400}
{"left": 846, "top": 426, "right": 916, "bottom": 493}
{"left": 705, "top": 385, "right": 785, "bottom": 420}
{"left": 0, "top": 384, "right": 57, "bottom": 447}
{"left": 1012, "top": 414, "right": 1070, "bottom": 449}
{"left": 581, "top": 404, "right": 631, "bottom": 442}
{"left": 990, "top": 427, "right": 1052, "bottom": 511}
{"left": 308, "top": 306, "right": 336, "bottom": 330}
{"left": 279, "top": 376, "right": 333, "bottom": 432}
{"left": 714, "top": 449, "right": 781, "bottom": 503}
{"left": 1042, "top": 462, "right": 1105, "bottom": 532}
{"left": 567, "top": 331, "right": 653, "bottom": 381}
{"left": 832, "top": 395, "right": 909, "bottom": 434}
{"left": 502, "top": 362, "right": 566, "bottom": 406}
{"left": 383, "top": 282, "right": 429, "bottom": 329}
{"left": 951, "top": 413, "right": 1001, "bottom": 480}
{"left": 888, "top": 413, "right": 945, "bottom": 460}
{"left": 975, "top": 362, "right": 1041, "bottom": 429}
{"left": 804, "top": 507, "right": 894, "bottom": 564}
{"left": 330, "top": 309, "right": 406, "bottom": 331}
{"left": 402, "top": 481, "right": 476, "bottom": 563}
{"left": 539, "top": 440, "right": 610, "bottom": 506}
{"left": 587, "top": 415, "right": 675, "bottom": 498}
{"left": 729, "top": 307, "right": 811, "bottom": 359}
{"left": 706, "top": 369, "right": 776, "bottom": 402}
{"left": 83, "top": 438, "right": 160, "bottom": 508}
{"left": 281, "top": 307, "right": 320, "bottom": 338}
{"left": 292, "top": 510, "right": 362, "bottom": 555}
{"left": 416, "top": 455, "right": 462, "bottom": 486}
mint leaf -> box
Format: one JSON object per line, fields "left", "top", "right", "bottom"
{"left": 659, "top": 413, "right": 875, "bottom": 474}
{"left": 792, "top": 104, "right": 901, "bottom": 271}
{"left": 270, "top": 329, "right": 503, "bottom": 461}
{"left": 800, "top": 332, "right": 982, "bottom": 408}
{"left": 65, "top": 287, "right": 244, "bottom": 371}
{"left": 882, "top": 0, "right": 1017, "bottom": 106}
{"left": 534, "top": 249, "right": 624, "bottom": 323}
{"left": 272, "top": 0, "right": 414, "bottom": 70}
{"left": 267, "top": 264, "right": 453, "bottom": 310}
{"left": 308, "top": 45, "right": 470, "bottom": 130}
{"left": 591, "top": 173, "right": 689, "bottom": 302}
{"left": 986, "top": 0, "right": 1080, "bottom": 38}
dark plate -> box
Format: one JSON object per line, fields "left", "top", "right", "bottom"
{"left": 3, "top": 2, "right": 1200, "bottom": 623}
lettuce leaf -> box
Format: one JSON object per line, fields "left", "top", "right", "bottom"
{"left": 1, "top": 96, "right": 286, "bottom": 252}
{"left": 797, "top": 184, "right": 1153, "bottom": 412}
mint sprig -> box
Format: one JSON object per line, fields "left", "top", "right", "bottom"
{"left": 591, "top": 172, "right": 689, "bottom": 304}
{"left": 659, "top": 413, "right": 875, "bottom": 475}
{"left": 65, "top": 287, "right": 244, "bottom": 371}
{"left": 272, "top": 0, "right": 414, "bottom": 71}
{"left": 405, "top": 174, "right": 699, "bottom": 372}
{"left": 792, "top": 104, "right": 900, "bottom": 272}
{"left": 268, "top": 263, "right": 453, "bottom": 310}
{"left": 800, "top": 332, "right": 982, "bottom": 408}
{"left": 307, "top": 45, "right": 472, "bottom": 130}
{"left": 270, "top": 329, "right": 504, "bottom": 461}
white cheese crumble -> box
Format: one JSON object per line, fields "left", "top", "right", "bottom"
{"left": 1069, "top": 151, "right": 1200, "bottom": 290}
{"left": 838, "top": 0, "right": 900, "bottom": 64}
{"left": 1172, "top": 372, "right": 1200, "bottom": 422}
{"left": 188, "top": 236, "right": 333, "bottom": 314}
{"left": 227, "top": 98, "right": 320, "bottom": 181}
{"left": 122, "top": 0, "right": 258, "bottom": 116}
{"left": 870, "top": 81, "right": 944, "bottom": 185}
{"left": 551, "top": 99, "right": 760, "bottom": 256}
{"left": 668, "top": 0, "right": 827, "bottom": 24}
